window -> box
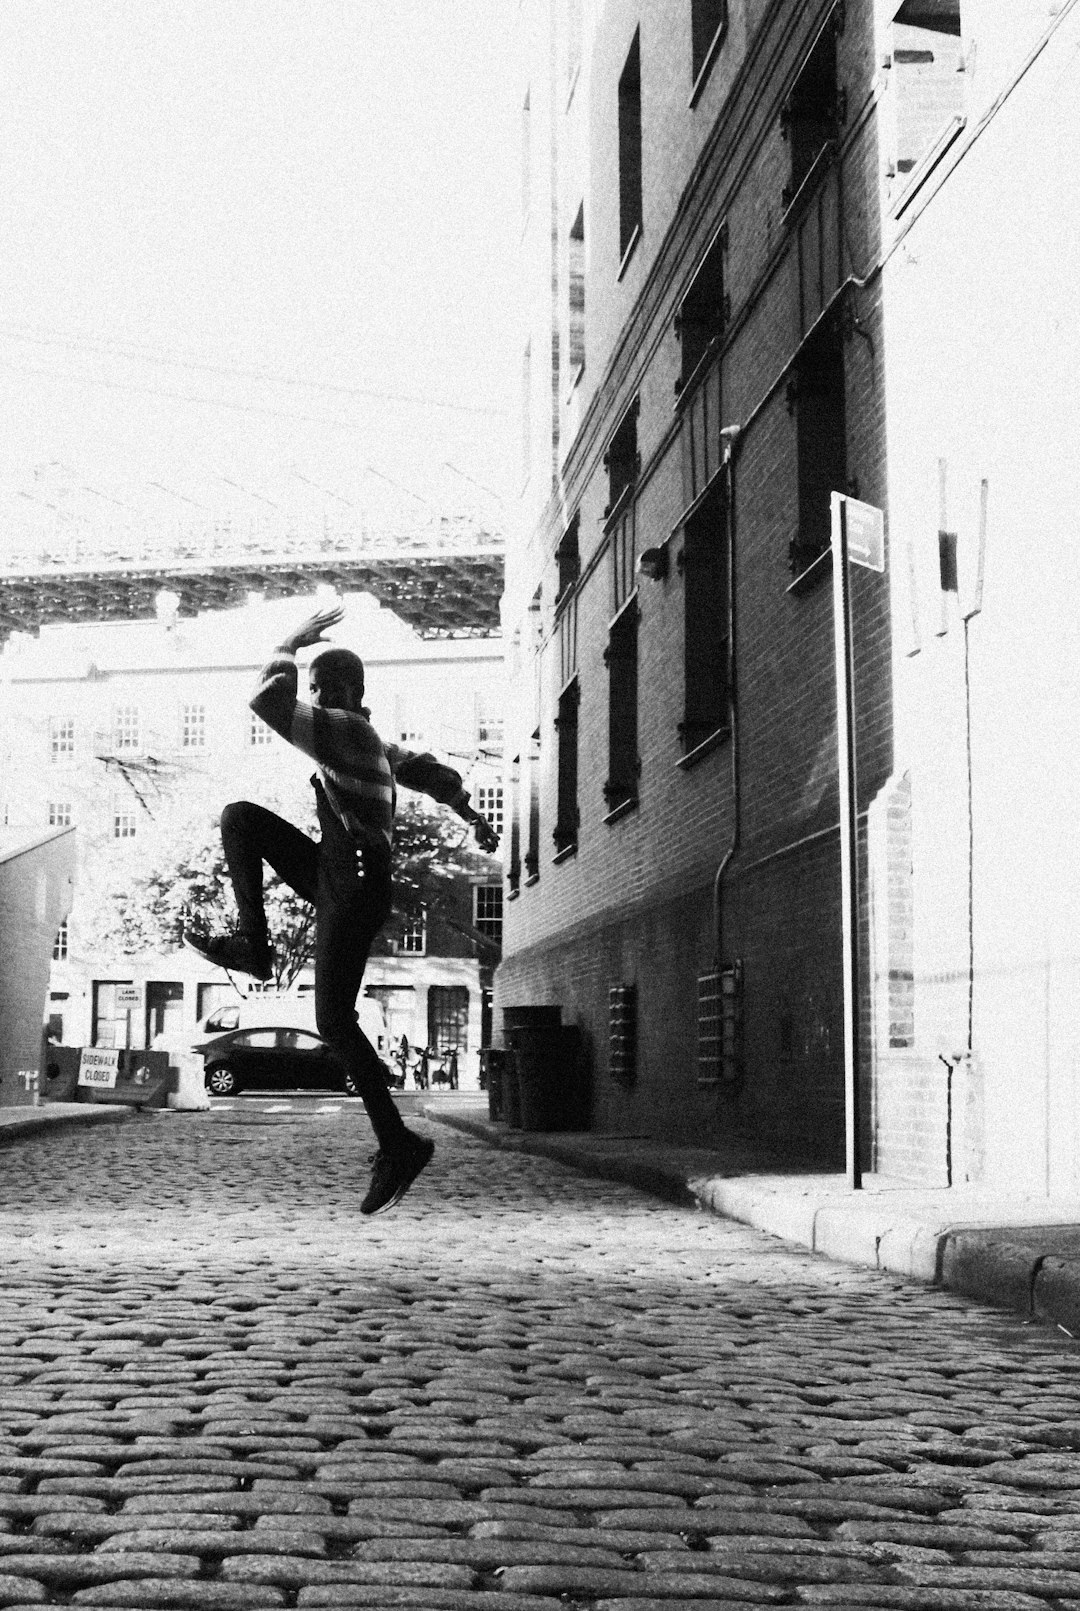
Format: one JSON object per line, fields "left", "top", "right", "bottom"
{"left": 788, "top": 314, "right": 847, "bottom": 577}
{"left": 476, "top": 697, "right": 504, "bottom": 753}
{"left": 474, "top": 885, "right": 503, "bottom": 947}
{"left": 50, "top": 717, "right": 75, "bottom": 761}
{"left": 782, "top": 15, "right": 843, "bottom": 208}
{"left": 681, "top": 476, "right": 731, "bottom": 752}
{"left": 522, "top": 340, "right": 532, "bottom": 486}
{"left": 92, "top": 980, "right": 134, "bottom": 1050}
{"left": 888, "top": 0, "right": 965, "bottom": 206}
{"left": 605, "top": 400, "right": 639, "bottom": 517}
{"left": 113, "top": 808, "right": 137, "bottom": 840}
{"left": 508, "top": 755, "right": 522, "bottom": 895}
{"left": 181, "top": 703, "right": 206, "bottom": 749}
{"left": 113, "top": 705, "right": 140, "bottom": 752}
{"left": 556, "top": 512, "right": 581, "bottom": 603}
{"left": 568, "top": 203, "right": 585, "bottom": 382}
{"left": 197, "top": 982, "right": 233, "bottom": 1022}
{"left": 428, "top": 984, "right": 469, "bottom": 1052}
{"left": 48, "top": 802, "right": 72, "bottom": 827}
{"left": 475, "top": 784, "right": 504, "bottom": 838}
{"left": 691, "top": 0, "right": 727, "bottom": 99}
{"left": 401, "top": 910, "right": 426, "bottom": 955}
{"left": 250, "top": 712, "right": 273, "bottom": 746}
{"left": 677, "top": 221, "right": 728, "bottom": 393}
{"left": 524, "top": 734, "right": 541, "bottom": 883}
{"left": 618, "top": 30, "right": 643, "bottom": 266}
{"left": 554, "top": 678, "right": 580, "bottom": 854}
{"left": 605, "top": 602, "right": 639, "bottom": 815}
{"left": 52, "top": 919, "right": 69, "bottom": 962}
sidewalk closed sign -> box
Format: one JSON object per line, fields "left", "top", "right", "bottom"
{"left": 78, "top": 1047, "right": 120, "bottom": 1088}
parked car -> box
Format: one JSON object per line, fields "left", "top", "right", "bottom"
{"left": 195, "top": 1025, "right": 360, "bottom": 1097}
{"left": 196, "top": 991, "right": 389, "bottom": 1054}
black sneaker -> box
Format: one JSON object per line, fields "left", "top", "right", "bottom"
{"left": 360, "top": 1132, "right": 435, "bottom": 1215}
{"left": 183, "top": 928, "right": 273, "bottom": 982}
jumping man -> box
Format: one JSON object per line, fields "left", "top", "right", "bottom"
{"left": 185, "top": 602, "right": 499, "bottom": 1214}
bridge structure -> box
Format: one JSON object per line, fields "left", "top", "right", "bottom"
{"left": 0, "top": 508, "right": 504, "bottom": 642}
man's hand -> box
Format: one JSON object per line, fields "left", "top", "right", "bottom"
{"left": 278, "top": 603, "right": 345, "bottom": 654}
{"left": 472, "top": 815, "right": 499, "bottom": 854}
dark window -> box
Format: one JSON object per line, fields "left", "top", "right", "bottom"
{"left": 788, "top": 315, "right": 847, "bottom": 576}
{"left": 554, "top": 678, "right": 580, "bottom": 854}
{"left": 556, "top": 512, "right": 580, "bottom": 602}
{"left": 605, "top": 401, "right": 639, "bottom": 515}
{"left": 474, "top": 885, "right": 503, "bottom": 947}
{"left": 508, "top": 754, "right": 522, "bottom": 894}
{"left": 524, "top": 733, "right": 541, "bottom": 882}
{"left": 890, "top": 0, "right": 964, "bottom": 189}
{"left": 618, "top": 30, "right": 642, "bottom": 262}
{"left": 605, "top": 602, "right": 639, "bottom": 813}
{"left": 568, "top": 203, "right": 586, "bottom": 378}
{"left": 681, "top": 476, "right": 731, "bottom": 750}
{"left": 428, "top": 985, "right": 469, "bottom": 1052}
{"left": 677, "top": 221, "right": 728, "bottom": 392}
{"left": 691, "top": 0, "right": 727, "bottom": 93}
{"left": 782, "top": 17, "right": 842, "bottom": 207}
{"left": 52, "top": 919, "right": 69, "bottom": 962}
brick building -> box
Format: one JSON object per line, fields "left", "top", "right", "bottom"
{"left": 0, "top": 590, "right": 504, "bottom": 1084}
{"left": 499, "top": 0, "right": 1079, "bottom": 1181}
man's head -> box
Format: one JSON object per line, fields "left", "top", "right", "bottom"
{"left": 309, "top": 646, "right": 365, "bottom": 712}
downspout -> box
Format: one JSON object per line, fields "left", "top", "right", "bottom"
{"left": 713, "top": 428, "right": 742, "bottom": 969}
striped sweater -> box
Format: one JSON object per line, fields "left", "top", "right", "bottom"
{"left": 250, "top": 650, "right": 471, "bottom": 846}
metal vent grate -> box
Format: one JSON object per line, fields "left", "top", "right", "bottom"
{"left": 609, "top": 984, "right": 636, "bottom": 1086}
{"left": 698, "top": 960, "right": 743, "bottom": 1086}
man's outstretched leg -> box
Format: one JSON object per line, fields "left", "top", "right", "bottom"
{"left": 184, "top": 801, "right": 318, "bottom": 981}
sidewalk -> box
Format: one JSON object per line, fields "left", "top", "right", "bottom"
{"left": 0, "top": 1101, "right": 132, "bottom": 1145}
{"left": 419, "top": 1093, "right": 1080, "bottom": 1338}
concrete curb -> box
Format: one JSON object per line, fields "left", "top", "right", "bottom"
{"left": 420, "top": 1102, "right": 1080, "bottom": 1337}
{"left": 0, "top": 1103, "right": 134, "bottom": 1147}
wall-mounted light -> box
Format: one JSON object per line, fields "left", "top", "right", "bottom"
{"left": 638, "top": 546, "right": 669, "bottom": 582}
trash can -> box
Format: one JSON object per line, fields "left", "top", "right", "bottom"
{"left": 479, "top": 1048, "right": 506, "bottom": 1121}
{"left": 503, "top": 1052, "right": 522, "bottom": 1129}
{"left": 513, "top": 1025, "right": 566, "bottom": 1132}
{"left": 501, "top": 1008, "right": 561, "bottom": 1130}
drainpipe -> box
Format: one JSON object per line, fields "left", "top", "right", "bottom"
{"left": 713, "top": 428, "right": 742, "bottom": 969}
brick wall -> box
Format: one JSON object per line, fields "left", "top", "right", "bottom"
{"left": 503, "top": 0, "right": 894, "bottom": 1159}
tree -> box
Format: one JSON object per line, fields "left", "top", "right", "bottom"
{"left": 85, "top": 793, "right": 501, "bottom": 986}
{"left": 388, "top": 797, "right": 502, "bottom": 959}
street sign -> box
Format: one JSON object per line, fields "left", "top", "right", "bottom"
{"left": 115, "top": 985, "right": 141, "bottom": 1007}
{"left": 78, "top": 1047, "right": 120, "bottom": 1088}
{"left": 841, "top": 495, "right": 885, "bottom": 572}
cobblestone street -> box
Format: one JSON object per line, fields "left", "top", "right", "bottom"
{"left": 5, "top": 1109, "right": 1080, "bottom": 1610}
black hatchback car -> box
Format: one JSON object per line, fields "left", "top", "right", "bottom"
{"left": 195, "top": 1026, "right": 359, "bottom": 1098}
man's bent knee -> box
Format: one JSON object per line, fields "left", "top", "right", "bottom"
{"left": 220, "top": 800, "right": 255, "bottom": 834}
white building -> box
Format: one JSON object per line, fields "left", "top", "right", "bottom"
{"left": 0, "top": 589, "right": 504, "bottom": 1084}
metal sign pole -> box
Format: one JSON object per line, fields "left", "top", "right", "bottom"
{"left": 830, "top": 492, "right": 862, "bottom": 1190}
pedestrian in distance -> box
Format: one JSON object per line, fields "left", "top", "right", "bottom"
{"left": 184, "top": 601, "right": 499, "bottom": 1214}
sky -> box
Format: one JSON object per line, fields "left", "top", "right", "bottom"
{"left": 0, "top": 1, "right": 517, "bottom": 559}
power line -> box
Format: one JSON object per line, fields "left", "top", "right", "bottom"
{"left": 0, "top": 321, "right": 506, "bottom": 419}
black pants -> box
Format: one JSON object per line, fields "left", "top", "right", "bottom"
{"left": 219, "top": 798, "right": 406, "bottom": 1151}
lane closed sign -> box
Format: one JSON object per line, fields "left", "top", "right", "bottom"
{"left": 78, "top": 1047, "right": 120, "bottom": 1088}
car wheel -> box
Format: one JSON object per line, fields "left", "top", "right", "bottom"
{"left": 206, "top": 1063, "right": 238, "bottom": 1097}
{"left": 342, "top": 1070, "right": 360, "bottom": 1098}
